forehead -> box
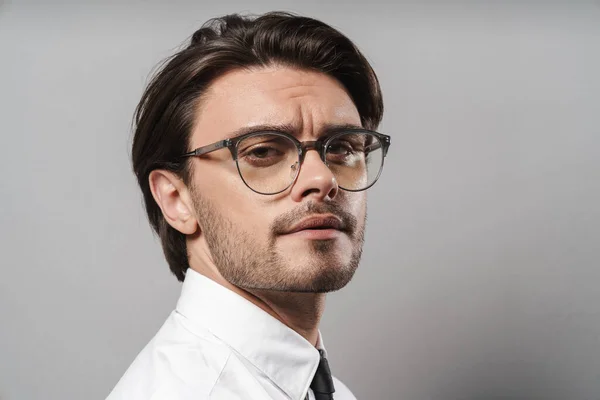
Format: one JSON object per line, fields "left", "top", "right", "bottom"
{"left": 190, "top": 66, "right": 362, "bottom": 144}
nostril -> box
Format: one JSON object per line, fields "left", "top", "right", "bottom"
{"left": 328, "top": 184, "right": 339, "bottom": 199}
{"left": 301, "top": 188, "right": 321, "bottom": 198}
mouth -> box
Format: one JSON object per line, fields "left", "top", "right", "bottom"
{"left": 281, "top": 215, "right": 345, "bottom": 240}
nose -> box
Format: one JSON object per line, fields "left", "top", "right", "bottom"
{"left": 289, "top": 149, "right": 339, "bottom": 202}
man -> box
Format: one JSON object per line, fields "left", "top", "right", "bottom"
{"left": 108, "top": 11, "right": 389, "bottom": 400}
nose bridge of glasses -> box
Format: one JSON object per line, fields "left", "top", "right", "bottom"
{"left": 298, "top": 140, "right": 326, "bottom": 162}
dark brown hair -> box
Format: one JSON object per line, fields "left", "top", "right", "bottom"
{"left": 132, "top": 11, "right": 384, "bottom": 281}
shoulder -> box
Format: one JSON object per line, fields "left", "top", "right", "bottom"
{"left": 332, "top": 375, "right": 358, "bottom": 400}
{"left": 106, "top": 311, "right": 231, "bottom": 400}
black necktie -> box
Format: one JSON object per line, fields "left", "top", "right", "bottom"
{"left": 309, "top": 349, "right": 335, "bottom": 400}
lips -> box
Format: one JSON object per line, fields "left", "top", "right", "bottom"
{"left": 285, "top": 215, "right": 344, "bottom": 234}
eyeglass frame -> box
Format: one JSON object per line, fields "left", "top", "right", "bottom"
{"left": 180, "top": 128, "right": 391, "bottom": 195}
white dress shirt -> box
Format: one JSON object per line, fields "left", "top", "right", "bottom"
{"left": 107, "top": 268, "right": 357, "bottom": 400}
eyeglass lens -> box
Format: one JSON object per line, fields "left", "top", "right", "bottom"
{"left": 235, "top": 132, "right": 384, "bottom": 194}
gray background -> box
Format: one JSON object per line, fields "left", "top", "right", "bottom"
{"left": 1, "top": 1, "right": 599, "bottom": 399}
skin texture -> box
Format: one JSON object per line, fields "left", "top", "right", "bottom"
{"left": 149, "top": 66, "right": 367, "bottom": 345}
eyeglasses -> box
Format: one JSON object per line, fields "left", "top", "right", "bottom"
{"left": 181, "top": 129, "right": 391, "bottom": 195}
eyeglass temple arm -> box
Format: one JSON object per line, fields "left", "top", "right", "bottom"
{"left": 181, "top": 140, "right": 230, "bottom": 157}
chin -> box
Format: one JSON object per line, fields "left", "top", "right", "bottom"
{"left": 292, "top": 260, "right": 358, "bottom": 293}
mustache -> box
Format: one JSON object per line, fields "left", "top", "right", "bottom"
{"left": 271, "top": 201, "right": 358, "bottom": 236}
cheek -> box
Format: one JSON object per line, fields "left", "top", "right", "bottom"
{"left": 348, "top": 192, "right": 367, "bottom": 219}
{"left": 191, "top": 163, "right": 277, "bottom": 241}
{"left": 211, "top": 183, "right": 273, "bottom": 237}
{"left": 194, "top": 159, "right": 250, "bottom": 205}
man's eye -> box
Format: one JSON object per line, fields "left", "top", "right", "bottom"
{"left": 328, "top": 141, "right": 355, "bottom": 155}
{"left": 246, "top": 146, "right": 281, "bottom": 158}
{"left": 238, "top": 144, "right": 289, "bottom": 168}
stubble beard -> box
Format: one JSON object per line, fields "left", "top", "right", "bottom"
{"left": 192, "top": 192, "right": 365, "bottom": 293}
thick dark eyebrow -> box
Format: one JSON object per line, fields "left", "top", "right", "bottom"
{"left": 226, "top": 123, "right": 364, "bottom": 140}
{"left": 226, "top": 123, "right": 297, "bottom": 139}
{"left": 321, "top": 123, "right": 365, "bottom": 136}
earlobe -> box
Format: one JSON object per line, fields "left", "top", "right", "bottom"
{"left": 148, "top": 170, "right": 198, "bottom": 235}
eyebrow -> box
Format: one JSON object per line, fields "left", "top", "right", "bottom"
{"left": 226, "top": 122, "right": 365, "bottom": 140}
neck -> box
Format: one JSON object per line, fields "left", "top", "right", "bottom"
{"left": 249, "top": 289, "right": 326, "bottom": 346}
{"left": 189, "top": 264, "right": 325, "bottom": 346}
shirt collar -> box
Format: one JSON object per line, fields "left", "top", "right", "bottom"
{"left": 176, "top": 268, "right": 323, "bottom": 400}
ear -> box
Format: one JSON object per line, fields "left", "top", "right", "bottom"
{"left": 148, "top": 169, "right": 198, "bottom": 235}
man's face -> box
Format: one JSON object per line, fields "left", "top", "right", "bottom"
{"left": 187, "top": 66, "right": 367, "bottom": 293}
